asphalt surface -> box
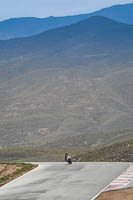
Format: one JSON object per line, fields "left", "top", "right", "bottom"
{"left": 104, "top": 163, "right": 133, "bottom": 191}
{"left": 0, "top": 162, "right": 131, "bottom": 200}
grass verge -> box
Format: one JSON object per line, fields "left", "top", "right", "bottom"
{"left": 0, "top": 163, "right": 38, "bottom": 187}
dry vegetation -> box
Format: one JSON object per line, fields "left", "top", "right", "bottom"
{"left": 0, "top": 139, "right": 133, "bottom": 162}
{"left": 74, "top": 139, "right": 133, "bottom": 162}
{"left": 1, "top": 66, "right": 133, "bottom": 148}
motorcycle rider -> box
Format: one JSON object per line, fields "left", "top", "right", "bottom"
{"left": 64, "top": 153, "right": 72, "bottom": 164}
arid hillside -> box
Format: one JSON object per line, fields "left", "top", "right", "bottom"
{"left": 0, "top": 17, "right": 133, "bottom": 147}
{"left": 1, "top": 66, "right": 133, "bottom": 147}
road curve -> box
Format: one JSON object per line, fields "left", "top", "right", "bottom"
{"left": 0, "top": 162, "right": 130, "bottom": 200}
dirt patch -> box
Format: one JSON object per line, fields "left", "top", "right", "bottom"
{"left": 95, "top": 188, "right": 133, "bottom": 200}
{"left": 0, "top": 163, "right": 37, "bottom": 187}
{"left": 0, "top": 164, "right": 21, "bottom": 178}
{"left": 0, "top": 164, "right": 7, "bottom": 172}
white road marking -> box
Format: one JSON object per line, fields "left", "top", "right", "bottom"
{"left": 104, "top": 164, "right": 133, "bottom": 191}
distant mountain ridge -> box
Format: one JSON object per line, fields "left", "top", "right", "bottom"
{"left": 0, "top": 16, "right": 133, "bottom": 63}
{"left": 0, "top": 16, "right": 133, "bottom": 147}
{"left": 0, "top": 3, "right": 133, "bottom": 40}
{"left": 89, "top": 3, "right": 133, "bottom": 24}
{"left": 0, "top": 15, "right": 90, "bottom": 40}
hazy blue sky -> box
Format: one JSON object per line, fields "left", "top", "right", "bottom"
{"left": 0, "top": 0, "right": 133, "bottom": 21}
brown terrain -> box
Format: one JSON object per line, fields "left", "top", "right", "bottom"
{"left": 0, "top": 163, "right": 37, "bottom": 187}
{"left": 96, "top": 188, "right": 133, "bottom": 200}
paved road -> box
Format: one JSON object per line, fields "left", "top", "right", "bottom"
{"left": 104, "top": 164, "right": 133, "bottom": 191}
{"left": 0, "top": 162, "right": 130, "bottom": 200}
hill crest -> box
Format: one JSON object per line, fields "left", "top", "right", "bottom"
{"left": 0, "top": 3, "right": 133, "bottom": 40}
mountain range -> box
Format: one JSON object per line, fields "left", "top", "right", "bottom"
{"left": 0, "top": 3, "right": 133, "bottom": 40}
{"left": 0, "top": 16, "right": 133, "bottom": 82}
{"left": 0, "top": 14, "right": 133, "bottom": 147}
